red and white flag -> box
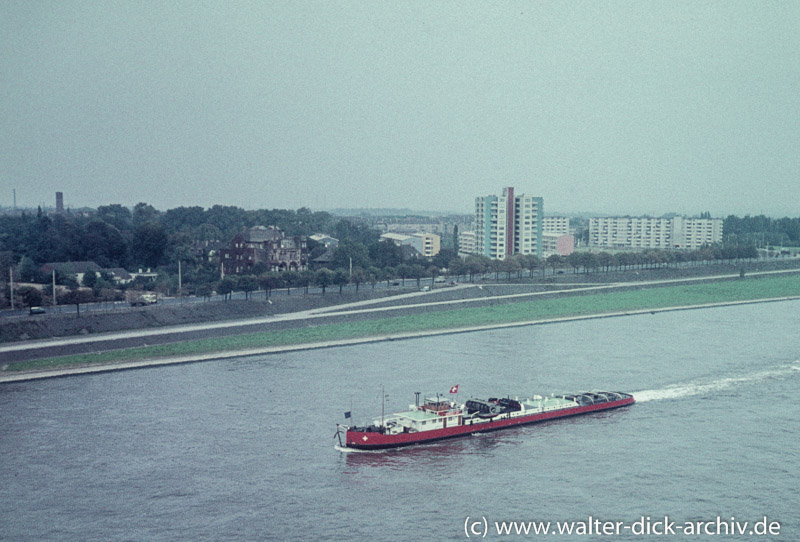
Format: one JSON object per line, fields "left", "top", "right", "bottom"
{"left": 449, "top": 385, "right": 459, "bottom": 394}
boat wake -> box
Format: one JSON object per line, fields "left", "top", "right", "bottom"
{"left": 334, "top": 445, "right": 387, "bottom": 454}
{"left": 634, "top": 362, "right": 800, "bottom": 403}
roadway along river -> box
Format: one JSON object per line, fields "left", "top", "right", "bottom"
{"left": 1, "top": 299, "right": 799, "bottom": 541}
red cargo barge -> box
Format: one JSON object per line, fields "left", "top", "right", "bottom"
{"left": 337, "top": 390, "right": 634, "bottom": 450}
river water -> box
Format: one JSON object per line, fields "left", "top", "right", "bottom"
{"left": 1, "top": 301, "right": 799, "bottom": 541}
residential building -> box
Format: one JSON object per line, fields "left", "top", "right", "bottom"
{"left": 309, "top": 233, "right": 339, "bottom": 248}
{"left": 220, "top": 226, "right": 307, "bottom": 276}
{"left": 542, "top": 216, "right": 570, "bottom": 235}
{"left": 475, "top": 187, "right": 543, "bottom": 259}
{"left": 379, "top": 232, "right": 441, "bottom": 258}
{"left": 542, "top": 233, "right": 575, "bottom": 257}
{"left": 458, "top": 230, "right": 476, "bottom": 258}
{"left": 589, "top": 216, "right": 723, "bottom": 249}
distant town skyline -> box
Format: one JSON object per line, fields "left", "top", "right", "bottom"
{"left": 2, "top": 3, "right": 798, "bottom": 218}
{"left": 0, "top": 188, "right": 796, "bottom": 220}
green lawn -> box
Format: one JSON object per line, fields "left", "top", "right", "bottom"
{"left": 6, "top": 273, "right": 800, "bottom": 373}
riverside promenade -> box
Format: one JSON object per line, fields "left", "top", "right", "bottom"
{"left": 2, "top": 267, "right": 800, "bottom": 383}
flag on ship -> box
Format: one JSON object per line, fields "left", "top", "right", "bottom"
{"left": 449, "top": 385, "right": 459, "bottom": 394}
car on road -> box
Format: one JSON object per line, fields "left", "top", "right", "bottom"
{"left": 29, "top": 307, "right": 46, "bottom": 315}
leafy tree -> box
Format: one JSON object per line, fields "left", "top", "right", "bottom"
{"left": 18, "top": 286, "right": 43, "bottom": 310}
{"left": 396, "top": 264, "right": 412, "bottom": 286}
{"left": 82, "top": 221, "right": 128, "bottom": 267}
{"left": 332, "top": 269, "right": 349, "bottom": 294}
{"left": 431, "top": 248, "right": 458, "bottom": 271}
{"left": 238, "top": 275, "right": 260, "bottom": 299}
{"left": 18, "top": 256, "right": 42, "bottom": 283}
{"left": 596, "top": 252, "right": 615, "bottom": 272}
{"left": 567, "top": 252, "right": 582, "bottom": 273}
{"left": 501, "top": 257, "right": 522, "bottom": 279}
{"left": 299, "top": 270, "right": 314, "bottom": 294}
{"left": 350, "top": 267, "right": 366, "bottom": 292}
{"left": 448, "top": 258, "right": 466, "bottom": 281}
{"left": 383, "top": 266, "right": 396, "bottom": 287}
{"left": 409, "top": 264, "right": 426, "bottom": 287}
{"left": 463, "top": 255, "right": 488, "bottom": 282}
{"left": 335, "top": 220, "right": 379, "bottom": 246}
{"left": 196, "top": 283, "right": 214, "bottom": 301}
{"left": 132, "top": 202, "right": 160, "bottom": 227}
{"left": 162, "top": 206, "right": 207, "bottom": 234}
{"left": 333, "top": 242, "right": 371, "bottom": 270}
{"left": 61, "top": 288, "right": 95, "bottom": 316}
{"left": 283, "top": 270, "right": 301, "bottom": 295}
{"left": 314, "top": 268, "right": 334, "bottom": 295}
{"left": 427, "top": 265, "right": 439, "bottom": 287}
{"left": 96, "top": 204, "right": 132, "bottom": 231}
{"left": 217, "top": 276, "right": 238, "bottom": 300}
{"left": 206, "top": 205, "right": 250, "bottom": 238}
{"left": 366, "top": 266, "right": 381, "bottom": 289}
{"left": 488, "top": 258, "right": 502, "bottom": 281}
{"left": 258, "top": 273, "right": 282, "bottom": 298}
{"left": 369, "top": 241, "right": 404, "bottom": 268}
{"left": 82, "top": 271, "right": 97, "bottom": 288}
{"left": 132, "top": 222, "right": 168, "bottom": 268}
{"left": 547, "top": 254, "right": 564, "bottom": 274}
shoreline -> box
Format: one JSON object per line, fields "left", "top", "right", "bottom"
{"left": 2, "top": 295, "right": 798, "bottom": 384}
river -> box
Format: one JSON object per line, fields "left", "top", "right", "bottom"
{"left": 1, "top": 300, "right": 799, "bottom": 541}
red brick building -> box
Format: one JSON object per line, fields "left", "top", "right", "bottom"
{"left": 220, "top": 226, "right": 307, "bottom": 276}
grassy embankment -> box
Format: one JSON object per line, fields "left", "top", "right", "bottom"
{"left": 5, "top": 273, "right": 800, "bottom": 373}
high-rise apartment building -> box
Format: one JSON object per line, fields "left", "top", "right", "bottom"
{"left": 475, "top": 187, "right": 543, "bottom": 259}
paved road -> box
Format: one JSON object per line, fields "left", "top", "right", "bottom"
{"left": 3, "top": 267, "right": 798, "bottom": 363}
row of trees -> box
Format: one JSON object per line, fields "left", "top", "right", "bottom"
{"left": 0, "top": 199, "right": 779, "bottom": 311}
{"left": 206, "top": 242, "right": 763, "bottom": 303}
{"left": 0, "top": 240, "right": 764, "bottom": 312}
{"left": 0, "top": 204, "right": 339, "bottom": 271}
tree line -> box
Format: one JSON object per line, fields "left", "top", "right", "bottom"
{"left": 0, "top": 204, "right": 787, "bottom": 310}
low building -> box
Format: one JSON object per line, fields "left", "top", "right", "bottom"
{"left": 542, "top": 233, "right": 575, "bottom": 257}
{"left": 380, "top": 232, "right": 440, "bottom": 258}
{"left": 220, "top": 226, "right": 307, "bottom": 276}
{"left": 309, "top": 234, "right": 339, "bottom": 248}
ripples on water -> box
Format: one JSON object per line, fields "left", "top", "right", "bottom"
{"left": 1, "top": 301, "right": 799, "bottom": 541}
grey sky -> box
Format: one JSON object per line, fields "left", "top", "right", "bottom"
{"left": 2, "top": 1, "right": 798, "bottom": 217}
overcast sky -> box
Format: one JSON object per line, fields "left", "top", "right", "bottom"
{"left": 2, "top": 2, "right": 798, "bottom": 217}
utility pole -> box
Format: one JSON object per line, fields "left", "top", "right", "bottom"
{"left": 178, "top": 260, "right": 182, "bottom": 295}
{"left": 9, "top": 267, "right": 14, "bottom": 311}
{"left": 52, "top": 269, "right": 57, "bottom": 307}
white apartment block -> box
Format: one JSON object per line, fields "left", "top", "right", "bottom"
{"left": 542, "top": 216, "right": 570, "bottom": 235}
{"left": 589, "top": 216, "right": 723, "bottom": 249}
{"left": 458, "top": 230, "right": 476, "bottom": 258}
{"left": 475, "top": 187, "right": 543, "bottom": 259}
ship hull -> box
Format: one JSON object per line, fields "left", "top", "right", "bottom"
{"left": 344, "top": 396, "right": 634, "bottom": 450}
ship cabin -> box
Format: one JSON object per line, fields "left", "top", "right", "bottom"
{"left": 373, "top": 397, "right": 464, "bottom": 435}
{"left": 419, "top": 397, "right": 452, "bottom": 415}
